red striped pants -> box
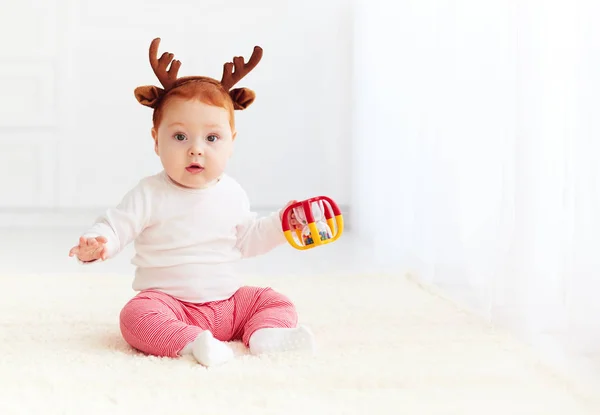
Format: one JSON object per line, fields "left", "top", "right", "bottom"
{"left": 119, "top": 286, "right": 298, "bottom": 357}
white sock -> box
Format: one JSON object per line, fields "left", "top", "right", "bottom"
{"left": 188, "top": 331, "right": 234, "bottom": 367}
{"left": 178, "top": 341, "right": 194, "bottom": 356}
{"left": 249, "top": 325, "right": 315, "bottom": 355}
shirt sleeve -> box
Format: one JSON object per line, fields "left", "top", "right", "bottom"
{"left": 81, "top": 180, "right": 153, "bottom": 261}
{"left": 235, "top": 191, "right": 287, "bottom": 258}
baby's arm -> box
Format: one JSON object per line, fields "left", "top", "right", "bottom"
{"left": 69, "top": 181, "right": 152, "bottom": 262}
{"left": 235, "top": 193, "right": 290, "bottom": 258}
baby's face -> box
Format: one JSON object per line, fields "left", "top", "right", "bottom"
{"left": 152, "top": 98, "right": 235, "bottom": 189}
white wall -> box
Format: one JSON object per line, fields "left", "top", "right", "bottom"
{"left": 0, "top": 0, "right": 352, "bottom": 223}
{"left": 352, "top": 0, "right": 600, "bottom": 376}
{"left": 352, "top": 0, "right": 516, "bottom": 275}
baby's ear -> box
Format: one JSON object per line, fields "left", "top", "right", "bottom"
{"left": 134, "top": 86, "right": 164, "bottom": 107}
{"left": 151, "top": 128, "right": 159, "bottom": 155}
{"left": 229, "top": 88, "right": 256, "bottom": 110}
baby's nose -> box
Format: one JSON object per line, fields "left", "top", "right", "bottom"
{"left": 188, "top": 144, "right": 203, "bottom": 156}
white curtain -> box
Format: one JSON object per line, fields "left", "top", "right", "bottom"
{"left": 351, "top": 0, "right": 600, "bottom": 375}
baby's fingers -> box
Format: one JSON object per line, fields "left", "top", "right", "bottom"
{"left": 68, "top": 246, "right": 79, "bottom": 257}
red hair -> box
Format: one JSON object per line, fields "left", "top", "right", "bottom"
{"left": 152, "top": 80, "right": 235, "bottom": 130}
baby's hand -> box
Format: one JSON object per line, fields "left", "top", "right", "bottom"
{"left": 69, "top": 236, "right": 108, "bottom": 262}
{"left": 280, "top": 200, "right": 302, "bottom": 230}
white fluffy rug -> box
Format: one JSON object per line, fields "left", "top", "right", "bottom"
{"left": 1, "top": 272, "right": 598, "bottom": 415}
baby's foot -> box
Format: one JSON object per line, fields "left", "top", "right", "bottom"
{"left": 191, "top": 331, "right": 234, "bottom": 367}
{"left": 249, "top": 325, "right": 315, "bottom": 355}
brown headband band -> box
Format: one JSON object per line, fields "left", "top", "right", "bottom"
{"left": 134, "top": 38, "right": 263, "bottom": 110}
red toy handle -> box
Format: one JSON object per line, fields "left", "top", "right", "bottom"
{"left": 281, "top": 200, "right": 303, "bottom": 232}
{"left": 281, "top": 196, "right": 341, "bottom": 231}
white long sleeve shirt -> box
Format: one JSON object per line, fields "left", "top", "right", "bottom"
{"left": 82, "top": 171, "right": 286, "bottom": 303}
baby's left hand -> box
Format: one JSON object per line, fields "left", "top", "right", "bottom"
{"left": 280, "top": 200, "right": 302, "bottom": 230}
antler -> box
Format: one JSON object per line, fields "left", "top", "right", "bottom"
{"left": 221, "top": 46, "right": 263, "bottom": 90}
{"left": 149, "top": 38, "right": 181, "bottom": 90}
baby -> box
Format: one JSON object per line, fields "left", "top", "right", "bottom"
{"left": 68, "top": 38, "right": 315, "bottom": 367}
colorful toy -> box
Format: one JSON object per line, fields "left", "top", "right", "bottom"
{"left": 281, "top": 196, "right": 344, "bottom": 250}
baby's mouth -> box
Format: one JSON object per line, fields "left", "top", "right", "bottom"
{"left": 185, "top": 163, "right": 204, "bottom": 174}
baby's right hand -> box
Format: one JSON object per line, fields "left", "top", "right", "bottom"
{"left": 69, "top": 236, "right": 108, "bottom": 262}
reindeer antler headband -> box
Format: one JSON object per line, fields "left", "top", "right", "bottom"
{"left": 134, "top": 38, "right": 263, "bottom": 110}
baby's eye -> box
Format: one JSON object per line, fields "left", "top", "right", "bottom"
{"left": 206, "top": 134, "right": 219, "bottom": 142}
{"left": 174, "top": 133, "right": 186, "bottom": 141}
